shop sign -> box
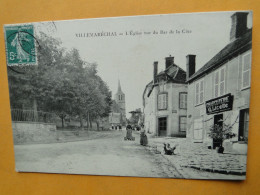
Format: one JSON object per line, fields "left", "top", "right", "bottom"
{"left": 205, "top": 93, "right": 233, "bottom": 115}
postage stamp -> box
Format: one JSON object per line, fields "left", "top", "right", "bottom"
{"left": 4, "top": 24, "right": 37, "bottom": 66}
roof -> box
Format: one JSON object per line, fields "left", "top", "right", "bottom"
{"left": 157, "top": 63, "right": 186, "bottom": 84}
{"left": 115, "top": 79, "right": 123, "bottom": 94}
{"left": 142, "top": 63, "right": 186, "bottom": 102}
{"left": 187, "top": 29, "right": 252, "bottom": 82}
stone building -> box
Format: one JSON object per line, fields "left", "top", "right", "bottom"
{"left": 143, "top": 56, "right": 187, "bottom": 137}
{"left": 186, "top": 12, "right": 252, "bottom": 150}
{"left": 109, "top": 80, "right": 126, "bottom": 127}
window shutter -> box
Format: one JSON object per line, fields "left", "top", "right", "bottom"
{"left": 158, "top": 95, "right": 161, "bottom": 109}
{"left": 163, "top": 94, "right": 166, "bottom": 109}
{"left": 220, "top": 68, "right": 225, "bottom": 96}
{"left": 243, "top": 54, "right": 251, "bottom": 71}
{"left": 215, "top": 71, "right": 219, "bottom": 97}
{"left": 243, "top": 71, "right": 250, "bottom": 88}
{"left": 196, "top": 83, "right": 199, "bottom": 105}
{"left": 180, "top": 93, "right": 183, "bottom": 108}
{"left": 200, "top": 80, "right": 204, "bottom": 104}
{"left": 242, "top": 53, "right": 251, "bottom": 88}
{"left": 185, "top": 94, "right": 187, "bottom": 108}
{"left": 180, "top": 93, "right": 187, "bottom": 109}
{"left": 158, "top": 93, "right": 167, "bottom": 110}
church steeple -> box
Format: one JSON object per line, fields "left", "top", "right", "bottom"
{"left": 113, "top": 79, "right": 126, "bottom": 125}
{"left": 117, "top": 79, "right": 122, "bottom": 93}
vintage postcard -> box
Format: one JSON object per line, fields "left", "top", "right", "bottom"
{"left": 4, "top": 11, "right": 252, "bottom": 180}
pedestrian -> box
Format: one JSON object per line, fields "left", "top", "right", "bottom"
{"left": 140, "top": 124, "right": 148, "bottom": 146}
{"left": 125, "top": 124, "right": 133, "bottom": 140}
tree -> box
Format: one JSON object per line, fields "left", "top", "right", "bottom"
{"left": 8, "top": 32, "right": 112, "bottom": 131}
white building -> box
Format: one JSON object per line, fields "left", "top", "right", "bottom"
{"left": 186, "top": 12, "right": 252, "bottom": 150}
{"left": 143, "top": 56, "right": 187, "bottom": 137}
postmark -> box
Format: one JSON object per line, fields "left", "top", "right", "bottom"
{"left": 5, "top": 24, "right": 37, "bottom": 66}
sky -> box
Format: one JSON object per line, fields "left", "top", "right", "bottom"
{"left": 35, "top": 11, "right": 252, "bottom": 118}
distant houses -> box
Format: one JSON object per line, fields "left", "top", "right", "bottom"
{"left": 142, "top": 11, "right": 252, "bottom": 148}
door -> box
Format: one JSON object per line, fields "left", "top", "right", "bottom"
{"left": 158, "top": 117, "right": 167, "bottom": 136}
{"left": 213, "top": 114, "right": 223, "bottom": 149}
{"left": 239, "top": 109, "right": 249, "bottom": 141}
{"left": 193, "top": 118, "right": 203, "bottom": 142}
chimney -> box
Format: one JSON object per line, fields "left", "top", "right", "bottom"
{"left": 186, "top": 55, "right": 196, "bottom": 80}
{"left": 165, "top": 55, "right": 174, "bottom": 70}
{"left": 230, "top": 12, "right": 249, "bottom": 41}
{"left": 153, "top": 61, "right": 158, "bottom": 84}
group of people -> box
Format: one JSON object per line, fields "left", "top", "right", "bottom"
{"left": 124, "top": 124, "right": 177, "bottom": 155}
{"left": 111, "top": 125, "right": 122, "bottom": 130}
{"left": 125, "top": 124, "right": 148, "bottom": 146}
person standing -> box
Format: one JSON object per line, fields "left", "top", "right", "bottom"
{"left": 140, "top": 125, "right": 148, "bottom": 146}
{"left": 125, "top": 124, "right": 133, "bottom": 140}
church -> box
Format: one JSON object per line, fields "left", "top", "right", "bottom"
{"left": 108, "top": 80, "right": 126, "bottom": 128}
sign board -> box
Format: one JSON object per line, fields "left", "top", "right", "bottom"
{"left": 205, "top": 93, "right": 233, "bottom": 115}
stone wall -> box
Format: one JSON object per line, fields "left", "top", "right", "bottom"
{"left": 12, "top": 121, "right": 57, "bottom": 144}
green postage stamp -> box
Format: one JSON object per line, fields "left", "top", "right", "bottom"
{"left": 4, "top": 24, "right": 37, "bottom": 66}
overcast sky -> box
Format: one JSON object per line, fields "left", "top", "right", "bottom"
{"left": 35, "top": 11, "right": 252, "bottom": 117}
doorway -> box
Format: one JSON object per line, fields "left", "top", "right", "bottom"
{"left": 213, "top": 114, "right": 223, "bottom": 149}
{"left": 239, "top": 108, "right": 249, "bottom": 141}
{"left": 158, "top": 117, "right": 167, "bottom": 136}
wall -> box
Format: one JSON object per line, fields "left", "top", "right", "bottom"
{"left": 12, "top": 121, "right": 56, "bottom": 132}
{"left": 12, "top": 121, "right": 57, "bottom": 144}
{"left": 144, "top": 82, "right": 187, "bottom": 136}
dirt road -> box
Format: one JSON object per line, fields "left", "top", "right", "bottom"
{"left": 14, "top": 130, "right": 183, "bottom": 178}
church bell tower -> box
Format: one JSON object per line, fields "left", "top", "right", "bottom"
{"left": 115, "top": 80, "right": 126, "bottom": 123}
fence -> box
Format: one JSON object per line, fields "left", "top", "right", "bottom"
{"left": 11, "top": 109, "right": 56, "bottom": 123}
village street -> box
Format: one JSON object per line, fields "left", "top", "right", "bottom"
{"left": 14, "top": 129, "right": 246, "bottom": 180}
{"left": 14, "top": 130, "right": 183, "bottom": 178}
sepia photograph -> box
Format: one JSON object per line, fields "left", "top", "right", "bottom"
{"left": 4, "top": 10, "right": 252, "bottom": 180}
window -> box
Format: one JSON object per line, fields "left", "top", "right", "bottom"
{"left": 242, "top": 53, "right": 251, "bottom": 89}
{"left": 214, "top": 67, "right": 225, "bottom": 97}
{"left": 118, "top": 94, "right": 124, "bottom": 101}
{"left": 179, "top": 92, "right": 187, "bottom": 109}
{"left": 195, "top": 79, "right": 204, "bottom": 105}
{"left": 158, "top": 93, "right": 168, "bottom": 110}
{"left": 179, "top": 116, "right": 187, "bottom": 132}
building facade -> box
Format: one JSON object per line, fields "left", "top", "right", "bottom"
{"left": 186, "top": 12, "right": 252, "bottom": 148}
{"left": 143, "top": 56, "right": 187, "bottom": 137}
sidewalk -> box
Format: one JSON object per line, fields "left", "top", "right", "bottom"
{"left": 144, "top": 134, "right": 247, "bottom": 179}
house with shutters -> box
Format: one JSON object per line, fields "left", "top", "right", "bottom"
{"left": 186, "top": 12, "right": 252, "bottom": 149}
{"left": 143, "top": 56, "right": 187, "bottom": 137}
